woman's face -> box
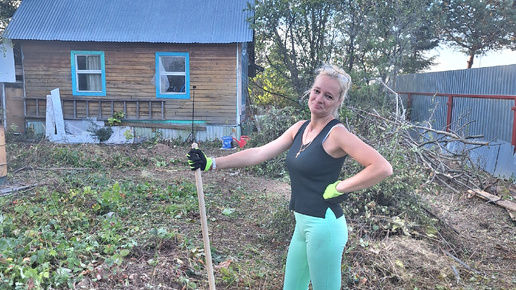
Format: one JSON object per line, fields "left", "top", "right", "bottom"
{"left": 308, "top": 75, "right": 341, "bottom": 118}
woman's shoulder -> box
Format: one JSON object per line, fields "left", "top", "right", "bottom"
{"left": 289, "top": 120, "right": 309, "bottom": 130}
{"left": 284, "top": 120, "right": 308, "bottom": 138}
{"left": 327, "top": 123, "right": 351, "bottom": 139}
{"left": 294, "top": 120, "right": 309, "bottom": 126}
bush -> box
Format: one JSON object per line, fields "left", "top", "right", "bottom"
{"left": 338, "top": 112, "right": 434, "bottom": 237}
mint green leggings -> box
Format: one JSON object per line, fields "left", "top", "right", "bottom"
{"left": 283, "top": 208, "right": 348, "bottom": 290}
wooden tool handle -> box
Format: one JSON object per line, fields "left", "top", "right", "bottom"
{"left": 192, "top": 143, "right": 216, "bottom": 290}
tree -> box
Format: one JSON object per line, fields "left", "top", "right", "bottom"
{"left": 438, "top": 0, "right": 516, "bottom": 68}
{"left": 252, "top": 0, "right": 343, "bottom": 100}
{"left": 336, "top": 0, "right": 439, "bottom": 80}
{"left": 0, "top": 0, "right": 20, "bottom": 34}
{"left": 250, "top": 0, "right": 440, "bottom": 108}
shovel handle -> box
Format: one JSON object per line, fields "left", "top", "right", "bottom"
{"left": 192, "top": 143, "right": 216, "bottom": 290}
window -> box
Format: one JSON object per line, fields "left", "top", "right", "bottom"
{"left": 71, "top": 51, "right": 106, "bottom": 96}
{"left": 155, "top": 52, "right": 189, "bottom": 99}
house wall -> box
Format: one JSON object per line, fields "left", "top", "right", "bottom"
{"left": 19, "top": 40, "right": 240, "bottom": 126}
{"left": 3, "top": 83, "right": 25, "bottom": 132}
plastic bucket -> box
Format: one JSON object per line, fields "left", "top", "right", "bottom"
{"left": 221, "top": 136, "right": 233, "bottom": 149}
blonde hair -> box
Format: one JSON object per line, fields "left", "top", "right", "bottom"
{"left": 314, "top": 64, "right": 352, "bottom": 117}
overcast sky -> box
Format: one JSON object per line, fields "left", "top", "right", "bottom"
{"left": 425, "top": 47, "right": 516, "bottom": 72}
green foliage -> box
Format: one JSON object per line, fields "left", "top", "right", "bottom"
{"left": 0, "top": 184, "right": 131, "bottom": 288}
{"left": 338, "top": 114, "right": 436, "bottom": 237}
{"left": 347, "top": 0, "right": 439, "bottom": 77}
{"left": 0, "top": 0, "right": 18, "bottom": 34}
{"left": 88, "top": 123, "right": 113, "bottom": 143}
{"left": 246, "top": 106, "right": 308, "bottom": 178}
{"left": 4, "top": 123, "right": 44, "bottom": 143}
{"left": 0, "top": 173, "right": 195, "bottom": 289}
{"left": 123, "top": 128, "right": 134, "bottom": 140}
{"left": 252, "top": 0, "right": 344, "bottom": 97}
{"left": 108, "top": 110, "right": 125, "bottom": 127}
{"left": 249, "top": 68, "right": 298, "bottom": 108}
{"left": 258, "top": 199, "right": 294, "bottom": 244}
{"left": 437, "top": 0, "right": 516, "bottom": 68}
{"left": 344, "top": 79, "right": 387, "bottom": 112}
{"left": 245, "top": 100, "right": 436, "bottom": 239}
{"left": 250, "top": 0, "right": 440, "bottom": 105}
{"left": 87, "top": 111, "right": 125, "bottom": 142}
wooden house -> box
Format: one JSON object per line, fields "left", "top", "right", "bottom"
{"left": 1, "top": 0, "right": 254, "bottom": 142}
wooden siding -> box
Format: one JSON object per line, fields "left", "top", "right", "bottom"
{"left": 3, "top": 83, "right": 25, "bottom": 132}
{"left": 20, "top": 40, "right": 240, "bottom": 125}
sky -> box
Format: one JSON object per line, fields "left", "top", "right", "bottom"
{"left": 425, "top": 47, "right": 516, "bottom": 72}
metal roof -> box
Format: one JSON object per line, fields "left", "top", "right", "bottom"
{"left": 4, "top": 0, "right": 254, "bottom": 44}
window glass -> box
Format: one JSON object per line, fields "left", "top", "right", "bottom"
{"left": 156, "top": 52, "right": 189, "bottom": 99}
{"left": 77, "top": 55, "right": 101, "bottom": 70}
{"left": 71, "top": 51, "right": 106, "bottom": 96}
{"left": 161, "top": 56, "right": 185, "bottom": 72}
{"left": 161, "top": 75, "right": 186, "bottom": 93}
{"left": 78, "top": 74, "right": 102, "bottom": 91}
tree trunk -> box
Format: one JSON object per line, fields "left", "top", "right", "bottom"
{"left": 467, "top": 54, "right": 474, "bottom": 68}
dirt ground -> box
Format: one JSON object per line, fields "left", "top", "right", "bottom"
{"left": 5, "top": 142, "right": 516, "bottom": 289}
{"left": 116, "top": 143, "right": 516, "bottom": 289}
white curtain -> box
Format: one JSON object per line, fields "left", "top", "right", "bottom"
{"left": 86, "top": 55, "right": 101, "bottom": 91}
{"left": 159, "top": 59, "right": 170, "bottom": 94}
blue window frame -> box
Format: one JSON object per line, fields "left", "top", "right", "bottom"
{"left": 155, "top": 52, "right": 190, "bottom": 99}
{"left": 71, "top": 51, "right": 106, "bottom": 96}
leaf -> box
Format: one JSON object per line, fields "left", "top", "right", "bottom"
{"left": 215, "top": 259, "right": 232, "bottom": 269}
{"left": 222, "top": 208, "right": 235, "bottom": 216}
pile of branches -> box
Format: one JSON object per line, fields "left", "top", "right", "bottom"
{"left": 351, "top": 106, "right": 494, "bottom": 193}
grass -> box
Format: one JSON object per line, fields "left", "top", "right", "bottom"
{"left": 0, "top": 141, "right": 290, "bottom": 289}
{"left": 0, "top": 176, "right": 194, "bottom": 288}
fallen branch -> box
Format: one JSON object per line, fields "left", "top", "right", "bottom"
{"left": 467, "top": 189, "right": 516, "bottom": 212}
{"left": 422, "top": 207, "right": 460, "bottom": 235}
{"left": 13, "top": 166, "right": 89, "bottom": 174}
{"left": 413, "top": 125, "right": 489, "bottom": 146}
{"left": 0, "top": 184, "right": 38, "bottom": 196}
{"left": 443, "top": 250, "right": 481, "bottom": 275}
{"left": 451, "top": 265, "right": 460, "bottom": 285}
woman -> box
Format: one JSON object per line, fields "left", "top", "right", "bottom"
{"left": 187, "top": 64, "right": 393, "bottom": 289}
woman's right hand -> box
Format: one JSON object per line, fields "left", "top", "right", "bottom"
{"left": 187, "top": 148, "right": 213, "bottom": 171}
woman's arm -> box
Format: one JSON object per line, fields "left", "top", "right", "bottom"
{"left": 325, "top": 126, "right": 393, "bottom": 193}
{"left": 215, "top": 121, "right": 304, "bottom": 170}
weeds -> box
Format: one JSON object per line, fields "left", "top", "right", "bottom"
{"left": 0, "top": 142, "right": 204, "bottom": 288}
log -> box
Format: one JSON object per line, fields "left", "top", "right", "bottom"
{"left": 467, "top": 189, "right": 516, "bottom": 212}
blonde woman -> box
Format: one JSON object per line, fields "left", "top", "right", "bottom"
{"left": 188, "top": 64, "right": 392, "bottom": 289}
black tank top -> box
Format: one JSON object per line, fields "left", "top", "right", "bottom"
{"left": 285, "top": 119, "right": 346, "bottom": 218}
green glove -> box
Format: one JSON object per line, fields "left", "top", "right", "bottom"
{"left": 186, "top": 148, "right": 213, "bottom": 171}
{"left": 323, "top": 181, "right": 348, "bottom": 203}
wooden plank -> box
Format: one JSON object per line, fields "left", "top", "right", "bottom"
{"left": 119, "top": 121, "right": 207, "bottom": 131}
{"left": 45, "top": 95, "right": 55, "bottom": 136}
{"left": 467, "top": 189, "right": 516, "bottom": 212}
{"left": 50, "top": 89, "right": 66, "bottom": 136}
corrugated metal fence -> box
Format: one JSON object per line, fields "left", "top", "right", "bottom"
{"left": 394, "top": 64, "right": 516, "bottom": 179}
